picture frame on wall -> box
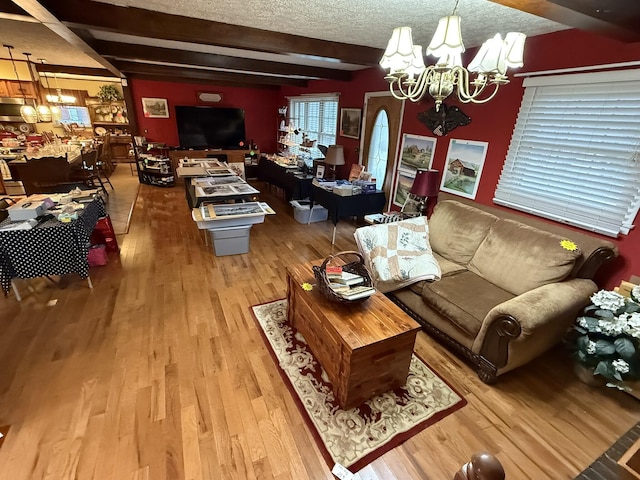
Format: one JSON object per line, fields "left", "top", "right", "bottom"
{"left": 141, "top": 97, "right": 170, "bottom": 118}
{"left": 398, "top": 133, "right": 437, "bottom": 174}
{"left": 392, "top": 170, "right": 416, "bottom": 208}
{"left": 440, "top": 139, "right": 489, "bottom": 200}
{"left": 340, "top": 108, "right": 362, "bottom": 139}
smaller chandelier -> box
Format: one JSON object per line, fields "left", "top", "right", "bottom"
{"left": 380, "top": 16, "right": 526, "bottom": 111}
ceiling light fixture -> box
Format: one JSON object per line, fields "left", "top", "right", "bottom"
{"left": 38, "top": 59, "right": 62, "bottom": 122}
{"left": 3, "top": 44, "right": 37, "bottom": 123}
{"left": 44, "top": 71, "right": 76, "bottom": 104}
{"left": 23, "top": 52, "right": 51, "bottom": 122}
{"left": 379, "top": 1, "right": 526, "bottom": 111}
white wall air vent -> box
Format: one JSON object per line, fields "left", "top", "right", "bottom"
{"left": 198, "top": 92, "right": 222, "bottom": 103}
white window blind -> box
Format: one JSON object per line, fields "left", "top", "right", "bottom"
{"left": 494, "top": 70, "right": 640, "bottom": 237}
{"left": 288, "top": 94, "right": 338, "bottom": 158}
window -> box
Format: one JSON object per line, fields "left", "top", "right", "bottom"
{"left": 494, "top": 70, "right": 640, "bottom": 237}
{"left": 367, "top": 109, "right": 389, "bottom": 190}
{"left": 288, "top": 94, "right": 338, "bottom": 159}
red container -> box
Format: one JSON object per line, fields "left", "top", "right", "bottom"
{"left": 90, "top": 216, "right": 119, "bottom": 252}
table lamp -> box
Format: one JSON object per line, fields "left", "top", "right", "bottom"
{"left": 323, "top": 145, "right": 345, "bottom": 180}
{"left": 402, "top": 169, "right": 440, "bottom": 217}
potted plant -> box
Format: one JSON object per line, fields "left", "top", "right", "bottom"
{"left": 96, "top": 84, "right": 122, "bottom": 103}
{"left": 572, "top": 287, "right": 640, "bottom": 392}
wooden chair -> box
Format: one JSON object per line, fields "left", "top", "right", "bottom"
{"left": 71, "top": 149, "right": 109, "bottom": 196}
{"left": 95, "top": 142, "right": 114, "bottom": 190}
{"left": 18, "top": 156, "right": 86, "bottom": 195}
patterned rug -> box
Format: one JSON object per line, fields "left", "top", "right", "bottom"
{"left": 251, "top": 299, "right": 466, "bottom": 472}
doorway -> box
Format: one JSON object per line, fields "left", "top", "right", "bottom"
{"left": 360, "top": 92, "right": 404, "bottom": 210}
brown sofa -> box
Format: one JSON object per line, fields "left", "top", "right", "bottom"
{"left": 387, "top": 196, "right": 617, "bottom": 383}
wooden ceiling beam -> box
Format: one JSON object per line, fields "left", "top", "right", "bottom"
{"left": 112, "top": 61, "right": 309, "bottom": 87}
{"left": 93, "top": 41, "right": 353, "bottom": 81}
{"left": 37, "top": 0, "right": 382, "bottom": 66}
{"left": 10, "top": 0, "right": 124, "bottom": 76}
{"left": 124, "top": 73, "right": 279, "bottom": 90}
{"left": 488, "top": 0, "right": 640, "bottom": 42}
{"left": 35, "top": 63, "right": 116, "bottom": 77}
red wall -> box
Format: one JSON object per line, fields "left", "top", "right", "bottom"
{"left": 129, "top": 78, "right": 279, "bottom": 152}
{"left": 127, "top": 29, "right": 640, "bottom": 288}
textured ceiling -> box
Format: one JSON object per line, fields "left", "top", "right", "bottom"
{"left": 97, "top": 0, "right": 566, "bottom": 49}
{"left": 0, "top": 0, "right": 570, "bottom": 82}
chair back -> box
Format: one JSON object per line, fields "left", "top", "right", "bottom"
{"left": 18, "top": 156, "right": 77, "bottom": 194}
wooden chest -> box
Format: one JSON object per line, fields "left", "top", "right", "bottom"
{"left": 286, "top": 261, "right": 420, "bottom": 409}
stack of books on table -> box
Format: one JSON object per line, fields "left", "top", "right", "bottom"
{"left": 326, "top": 267, "right": 376, "bottom": 300}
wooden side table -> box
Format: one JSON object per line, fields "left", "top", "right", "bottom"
{"left": 286, "top": 261, "right": 420, "bottom": 409}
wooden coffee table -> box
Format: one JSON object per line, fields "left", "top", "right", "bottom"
{"left": 286, "top": 260, "right": 421, "bottom": 409}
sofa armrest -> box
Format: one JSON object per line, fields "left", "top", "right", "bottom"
{"left": 472, "top": 278, "right": 597, "bottom": 377}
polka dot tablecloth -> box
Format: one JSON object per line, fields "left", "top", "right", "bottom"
{"left": 0, "top": 198, "right": 107, "bottom": 295}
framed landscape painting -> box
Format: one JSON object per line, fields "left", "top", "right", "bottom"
{"left": 440, "top": 139, "right": 488, "bottom": 199}
{"left": 398, "top": 134, "right": 437, "bottom": 174}
{"left": 141, "top": 97, "right": 169, "bottom": 118}
{"left": 340, "top": 108, "right": 362, "bottom": 139}
{"left": 392, "top": 170, "right": 416, "bottom": 208}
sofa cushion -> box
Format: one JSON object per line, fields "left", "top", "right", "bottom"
{"left": 421, "top": 270, "right": 515, "bottom": 337}
{"left": 433, "top": 252, "right": 467, "bottom": 278}
{"left": 428, "top": 200, "right": 499, "bottom": 266}
{"left": 468, "top": 219, "right": 582, "bottom": 296}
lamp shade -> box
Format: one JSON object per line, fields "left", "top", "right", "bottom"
{"left": 410, "top": 169, "right": 439, "bottom": 197}
{"left": 379, "top": 26, "right": 415, "bottom": 73}
{"left": 426, "top": 16, "right": 465, "bottom": 58}
{"left": 324, "top": 145, "right": 345, "bottom": 166}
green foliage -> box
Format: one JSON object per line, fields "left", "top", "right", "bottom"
{"left": 97, "top": 84, "right": 122, "bottom": 102}
{"left": 571, "top": 289, "right": 640, "bottom": 390}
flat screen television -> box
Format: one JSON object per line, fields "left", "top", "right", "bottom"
{"left": 175, "top": 106, "right": 246, "bottom": 149}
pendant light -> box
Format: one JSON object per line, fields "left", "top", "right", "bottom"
{"left": 23, "top": 52, "right": 51, "bottom": 122}
{"left": 38, "top": 59, "right": 62, "bottom": 122}
{"left": 3, "top": 44, "right": 37, "bottom": 123}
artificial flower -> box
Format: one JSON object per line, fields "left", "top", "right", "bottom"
{"left": 572, "top": 288, "right": 640, "bottom": 391}
{"left": 560, "top": 239, "right": 578, "bottom": 251}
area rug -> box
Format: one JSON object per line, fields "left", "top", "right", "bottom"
{"left": 251, "top": 299, "right": 466, "bottom": 472}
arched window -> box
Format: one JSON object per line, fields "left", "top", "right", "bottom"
{"left": 367, "top": 109, "right": 389, "bottom": 190}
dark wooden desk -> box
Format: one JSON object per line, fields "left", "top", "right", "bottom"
{"left": 310, "top": 185, "right": 386, "bottom": 243}
{"left": 258, "top": 158, "right": 313, "bottom": 201}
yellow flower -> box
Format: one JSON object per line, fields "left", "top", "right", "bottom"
{"left": 301, "top": 282, "right": 313, "bottom": 291}
{"left": 560, "top": 239, "right": 578, "bottom": 251}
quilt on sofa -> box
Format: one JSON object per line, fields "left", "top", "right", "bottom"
{"left": 354, "top": 216, "right": 441, "bottom": 293}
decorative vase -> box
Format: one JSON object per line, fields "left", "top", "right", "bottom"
{"left": 573, "top": 362, "right": 606, "bottom": 387}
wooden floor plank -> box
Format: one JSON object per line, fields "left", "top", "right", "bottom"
{"left": 0, "top": 172, "right": 639, "bottom": 479}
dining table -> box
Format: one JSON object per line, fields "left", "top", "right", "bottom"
{"left": 0, "top": 196, "right": 106, "bottom": 299}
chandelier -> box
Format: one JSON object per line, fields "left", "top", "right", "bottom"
{"left": 380, "top": 13, "right": 526, "bottom": 111}
{"left": 3, "top": 44, "right": 38, "bottom": 123}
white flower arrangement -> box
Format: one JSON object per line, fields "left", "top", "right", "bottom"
{"left": 572, "top": 288, "right": 640, "bottom": 390}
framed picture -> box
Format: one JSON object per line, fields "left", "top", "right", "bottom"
{"left": 141, "top": 97, "right": 169, "bottom": 118}
{"left": 440, "top": 139, "right": 489, "bottom": 199}
{"left": 393, "top": 170, "right": 416, "bottom": 208}
{"left": 398, "top": 133, "right": 437, "bottom": 174}
{"left": 340, "top": 108, "right": 362, "bottom": 139}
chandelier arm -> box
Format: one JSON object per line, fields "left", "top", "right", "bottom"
{"left": 457, "top": 82, "right": 501, "bottom": 104}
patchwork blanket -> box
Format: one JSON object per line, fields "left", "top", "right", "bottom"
{"left": 354, "top": 216, "right": 441, "bottom": 293}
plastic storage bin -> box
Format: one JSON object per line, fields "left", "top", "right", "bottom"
{"left": 290, "top": 200, "right": 329, "bottom": 224}
{"left": 209, "top": 225, "right": 252, "bottom": 256}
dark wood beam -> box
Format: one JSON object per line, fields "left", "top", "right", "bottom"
{"left": 112, "top": 61, "right": 308, "bottom": 88}
{"left": 93, "top": 41, "right": 353, "bottom": 82}
{"left": 125, "top": 73, "right": 279, "bottom": 91}
{"left": 0, "top": 0, "right": 27, "bottom": 15}
{"left": 35, "top": 63, "right": 115, "bottom": 77}
{"left": 11, "top": 0, "right": 123, "bottom": 76}
{"left": 488, "top": 0, "right": 640, "bottom": 42}
{"left": 38, "top": 0, "right": 383, "bottom": 66}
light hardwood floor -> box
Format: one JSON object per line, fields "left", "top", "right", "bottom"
{"left": 0, "top": 181, "right": 638, "bottom": 479}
